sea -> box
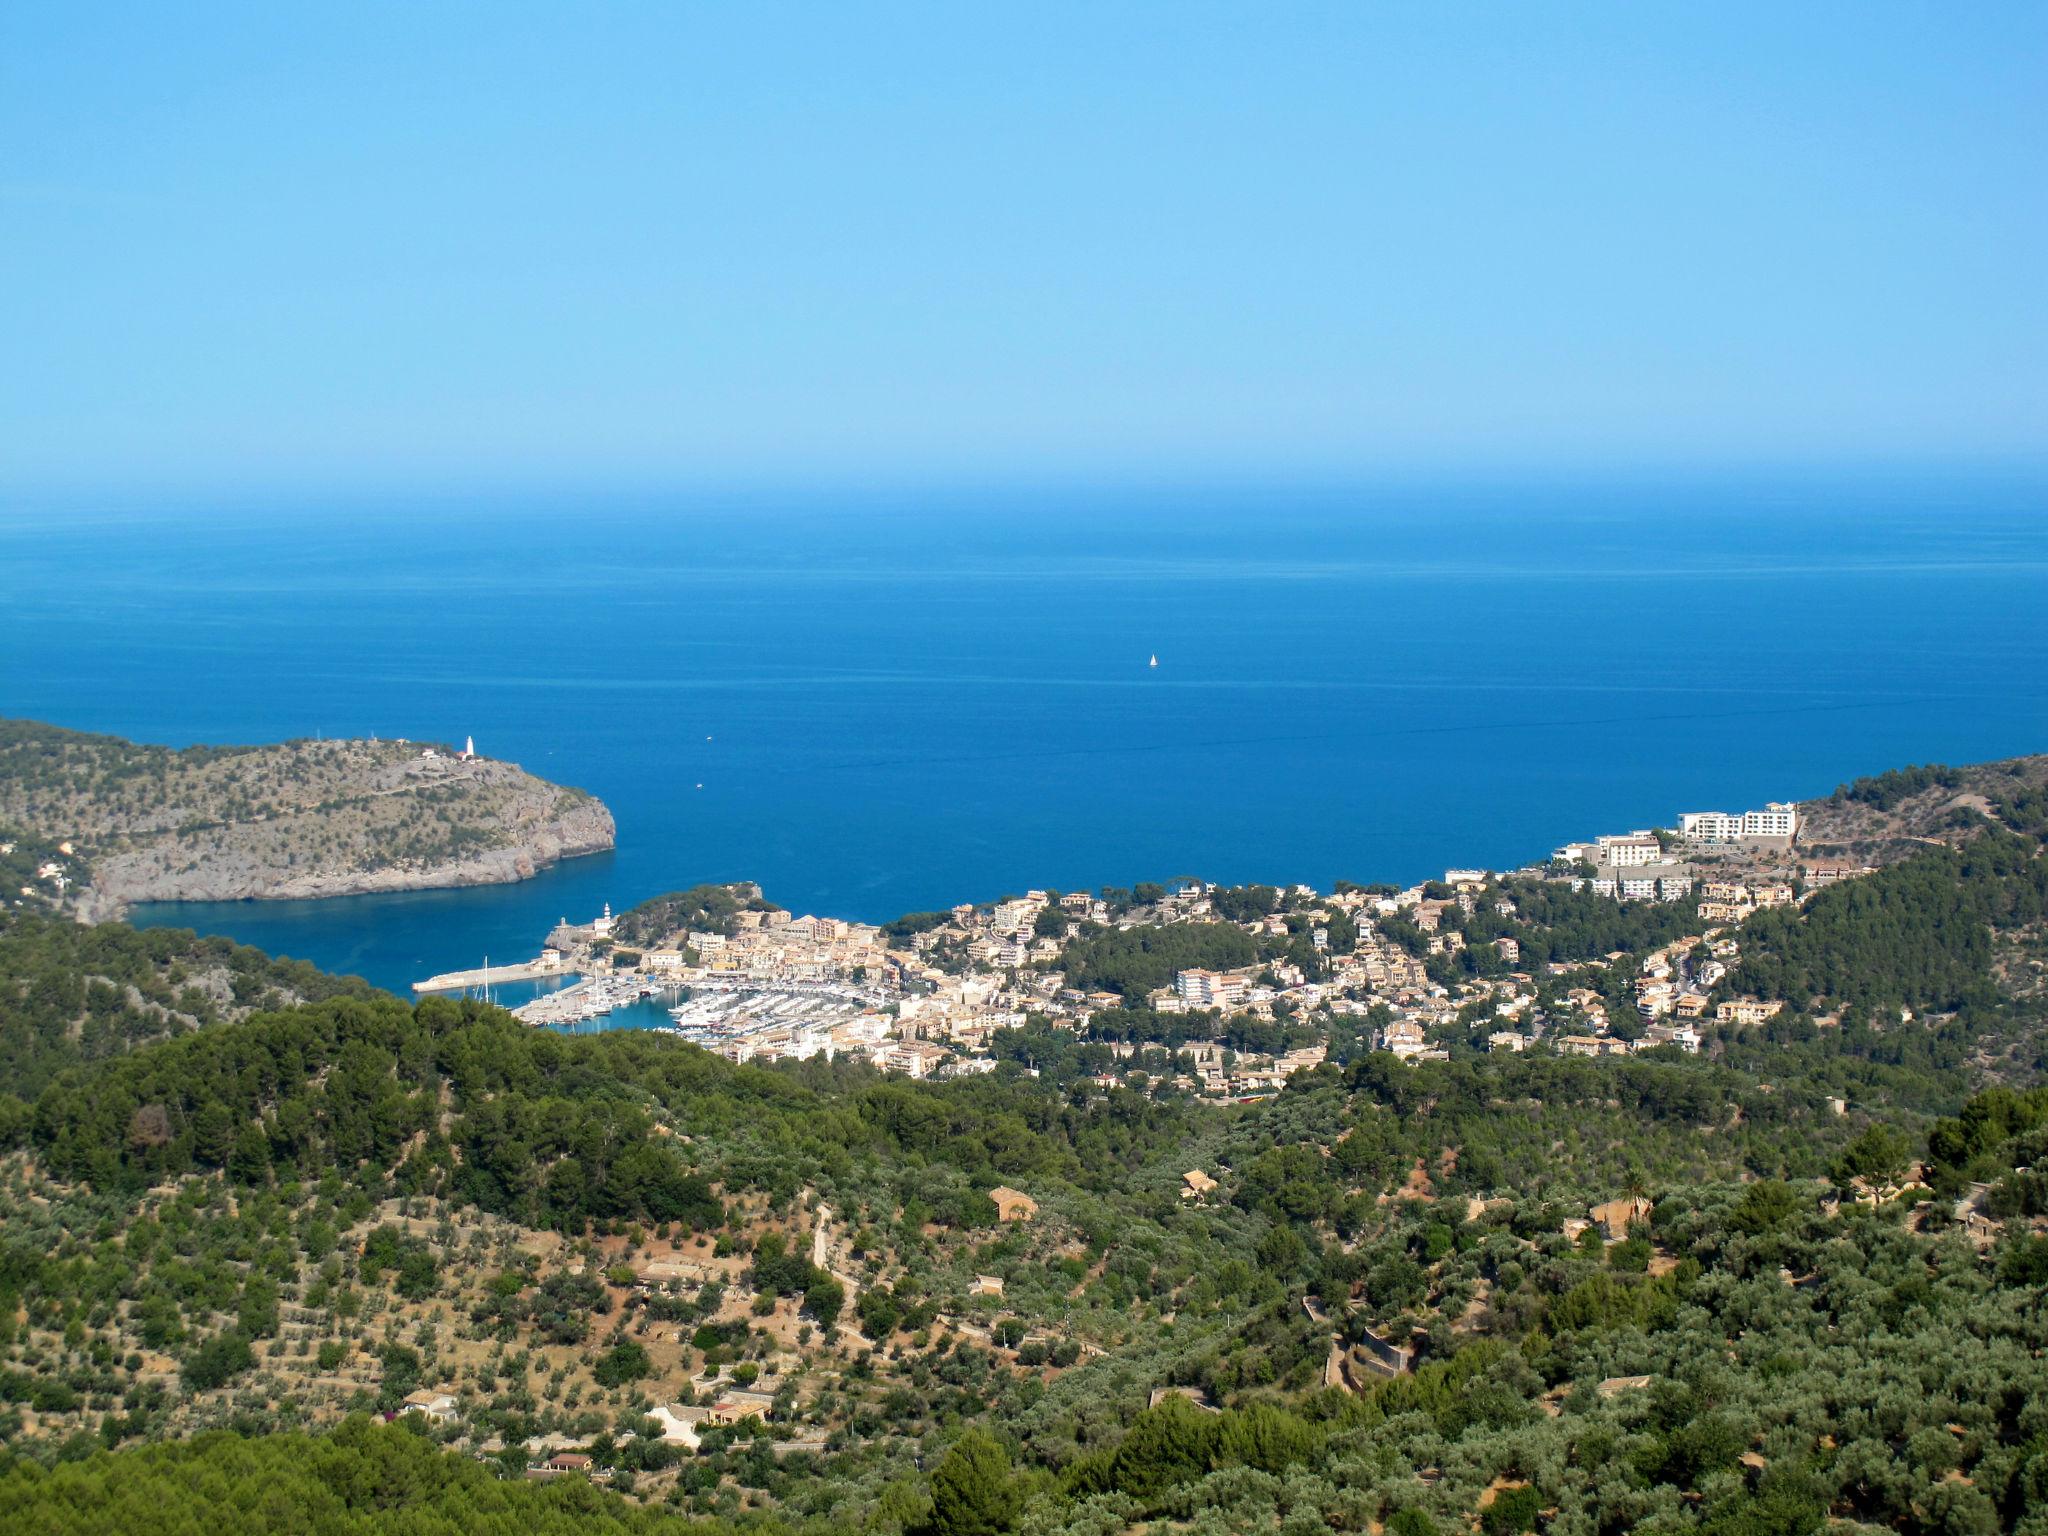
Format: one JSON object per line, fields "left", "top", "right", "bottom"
{"left": 3, "top": 469, "right": 2045, "bottom": 1007}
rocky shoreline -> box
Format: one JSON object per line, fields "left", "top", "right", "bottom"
{"left": 75, "top": 795, "right": 616, "bottom": 919}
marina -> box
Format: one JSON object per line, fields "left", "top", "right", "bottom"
{"left": 502, "top": 963, "right": 880, "bottom": 1048}
{"left": 664, "top": 985, "right": 875, "bottom": 1051}
{"left": 510, "top": 974, "right": 664, "bottom": 1027}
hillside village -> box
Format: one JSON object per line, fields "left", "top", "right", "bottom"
{"left": 512, "top": 790, "right": 1908, "bottom": 1102}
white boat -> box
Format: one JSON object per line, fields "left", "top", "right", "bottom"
{"left": 1149, "top": 653, "right": 1158, "bottom": 668}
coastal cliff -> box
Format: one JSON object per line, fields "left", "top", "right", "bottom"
{"left": 0, "top": 718, "right": 615, "bottom": 918}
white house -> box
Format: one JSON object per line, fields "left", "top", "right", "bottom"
{"left": 399, "top": 1390, "right": 459, "bottom": 1425}
{"left": 649, "top": 1404, "right": 710, "bottom": 1448}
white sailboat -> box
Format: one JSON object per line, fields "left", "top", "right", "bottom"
{"left": 1149, "top": 653, "right": 1158, "bottom": 668}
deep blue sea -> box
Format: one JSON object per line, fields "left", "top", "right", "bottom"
{"left": 3, "top": 471, "right": 2045, "bottom": 997}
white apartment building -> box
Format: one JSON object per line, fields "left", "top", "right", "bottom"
{"left": 1598, "top": 834, "right": 1665, "bottom": 867}
{"left": 1679, "top": 803, "right": 1800, "bottom": 842}
{"left": 992, "top": 900, "right": 1038, "bottom": 931}
{"left": 1595, "top": 869, "right": 1694, "bottom": 903}
{"left": 873, "top": 1041, "right": 950, "bottom": 1078}
{"left": 1174, "top": 968, "right": 1249, "bottom": 1008}
{"left": 1743, "top": 803, "right": 1799, "bottom": 838}
{"left": 970, "top": 935, "right": 1029, "bottom": 968}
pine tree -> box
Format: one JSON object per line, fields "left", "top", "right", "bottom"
{"left": 920, "top": 1428, "right": 1020, "bottom": 1536}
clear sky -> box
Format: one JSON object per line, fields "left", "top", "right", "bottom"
{"left": 3, "top": 4, "right": 2044, "bottom": 495}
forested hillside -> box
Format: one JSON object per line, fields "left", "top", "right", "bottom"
{"left": 1058, "top": 921, "right": 1258, "bottom": 996}
{"left": 0, "top": 1417, "right": 767, "bottom": 1535}
{"left": 611, "top": 885, "right": 782, "bottom": 948}
{"left": 0, "top": 982, "right": 2042, "bottom": 1532}
{"left": 1734, "top": 828, "right": 2048, "bottom": 1014}
{"left": 0, "top": 908, "right": 379, "bottom": 1096}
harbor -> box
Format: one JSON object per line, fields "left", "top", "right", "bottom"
{"left": 397, "top": 893, "right": 908, "bottom": 1064}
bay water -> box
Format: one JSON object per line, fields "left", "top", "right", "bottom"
{"left": 3, "top": 470, "right": 2044, "bottom": 998}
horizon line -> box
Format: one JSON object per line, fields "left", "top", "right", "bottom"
{"left": 4, "top": 450, "right": 2048, "bottom": 517}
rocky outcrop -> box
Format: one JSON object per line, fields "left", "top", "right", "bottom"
{"left": 1795, "top": 754, "right": 2046, "bottom": 863}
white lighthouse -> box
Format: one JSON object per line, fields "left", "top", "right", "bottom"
{"left": 459, "top": 735, "right": 476, "bottom": 760}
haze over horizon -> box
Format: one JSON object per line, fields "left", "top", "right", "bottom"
{"left": 5, "top": 3, "right": 2045, "bottom": 499}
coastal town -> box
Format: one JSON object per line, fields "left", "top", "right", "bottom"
{"left": 416, "top": 794, "right": 1880, "bottom": 1099}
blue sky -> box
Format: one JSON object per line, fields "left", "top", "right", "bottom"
{"left": 2, "top": 4, "right": 2044, "bottom": 494}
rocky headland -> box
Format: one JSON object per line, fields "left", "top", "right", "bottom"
{"left": 0, "top": 718, "right": 615, "bottom": 919}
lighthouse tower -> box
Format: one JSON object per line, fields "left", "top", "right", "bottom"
{"left": 460, "top": 735, "right": 475, "bottom": 760}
